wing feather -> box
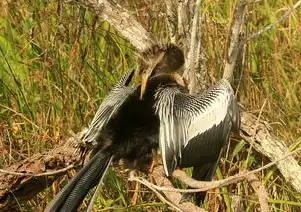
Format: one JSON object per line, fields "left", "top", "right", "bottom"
{"left": 154, "top": 80, "right": 240, "bottom": 175}
{"left": 82, "top": 70, "right": 135, "bottom": 146}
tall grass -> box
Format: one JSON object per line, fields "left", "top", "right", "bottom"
{"left": 0, "top": 0, "right": 300, "bottom": 211}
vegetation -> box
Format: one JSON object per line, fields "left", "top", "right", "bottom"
{"left": 0, "top": 0, "right": 300, "bottom": 211}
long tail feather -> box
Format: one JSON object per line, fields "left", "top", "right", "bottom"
{"left": 45, "top": 151, "right": 113, "bottom": 212}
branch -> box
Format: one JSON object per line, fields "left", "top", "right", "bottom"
{"left": 240, "top": 112, "right": 301, "bottom": 193}
{"left": 246, "top": 173, "right": 269, "bottom": 212}
{"left": 224, "top": 0, "right": 301, "bottom": 81}
{"left": 129, "top": 146, "right": 300, "bottom": 197}
{"left": 222, "top": 1, "right": 247, "bottom": 83}
{"left": 0, "top": 132, "right": 83, "bottom": 211}
{"left": 129, "top": 168, "right": 207, "bottom": 212}
{"left": 165, "top": 0, "right": 177, "bottom": 43}
{"left": 0, "top": 165, "right": 74, "bottom": 177}
{"left": 72, "top": 0, "right": 156, "bottom": 52}
{"left": 244, "top": 0, "right": 301, "bottom": 43}
{"left": 184, "top": 0, "right": 202, "bottom": 94}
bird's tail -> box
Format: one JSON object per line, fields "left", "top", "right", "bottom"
{"left": 44, "top": 151, "right": 113, "bottom": 212}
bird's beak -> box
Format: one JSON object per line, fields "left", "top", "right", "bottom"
{"left": 140, "top": 52, "right": 165, "bottom": 100}
{"left": 140, "top": 68, "right": 152, "bottom": 100}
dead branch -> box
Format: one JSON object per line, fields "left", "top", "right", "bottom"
{"left": 165, "top": 0, "right": 177, "bottom": 43}
{"left": 240, "top": 112, "right": 301, "bottom": 193}
{"left": 246, "top": 173, "right": 269, "bottom": 212}
{"left": 129, "top": 171, "right": 186, "bottom": 212}
{"left": 72, "top": 0, "right": 156, "bottom": 52}
{"left": 244, "top": 0, "right": 301, "bottom": 43}
{"left": 130, "top": 146, "right": 300, "bottom": 194}
{"left": 151, "top": 167, "right": 206, "bottom": 212}
{"left": 184, "top": 0, "right": 202, "bottom": 94}
{"left": 0, "top": 134, "right": 82, "bottom": 211}
{"left": 222, "top": 1, "right": 247, "bottom": 83}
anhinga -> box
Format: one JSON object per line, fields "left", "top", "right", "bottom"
{"left": 44, "top": 44, "right": 185, "bottom": 212}
{"left": 45, "top": 43, "right": 240, "bottom": 211}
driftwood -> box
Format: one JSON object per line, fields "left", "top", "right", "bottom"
{"left": 1, "top": 0, "right": 301, "bottom": 211}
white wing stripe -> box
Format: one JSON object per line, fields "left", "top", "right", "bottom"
{"left": 154, "top": 80, "right": 235, "bottom": 176}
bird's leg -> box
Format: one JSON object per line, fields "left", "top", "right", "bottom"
{"left": 149, "top": 149, "right": 160, "bottom": 174}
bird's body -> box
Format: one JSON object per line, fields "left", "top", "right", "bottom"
{"left": 45, "top": 44, "right": 240, "bottom": 211}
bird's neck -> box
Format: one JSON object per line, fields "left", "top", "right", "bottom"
{"left": 137, "top": 73, "right": 188, "bottom": 100}
{"left": 149, "top": 73, "right": 186, "bottom": 88}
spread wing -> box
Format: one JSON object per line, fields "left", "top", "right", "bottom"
{"left": 154, "top": 80, "right": 240, "bottom": 175}
{"left": 82, "top": 70, "right": 135, "bottom": 146}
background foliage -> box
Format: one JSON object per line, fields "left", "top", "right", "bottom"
{"left": 0, "top": 0, "right": 300, "bottom": 211}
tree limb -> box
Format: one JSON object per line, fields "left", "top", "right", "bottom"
{"left": 222, "top": 1, "right": 247, "bottom": 83}
{"left": 72, "top": 0, "right": 156, "bottom": 52}
{"left": 184, "top": 0, "right": 202, "bottom": 94}
{"left": 246, "top": 173, "right": 269, "bottom": 212}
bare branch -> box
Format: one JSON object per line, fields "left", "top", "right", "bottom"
{"left": 240, "top": 112, "right": 301, "bottom": 193}
{"left": 0, "top": 165, "right": 74, "bottom": 177}
{"left": 165, "top": 0, "right": 177, "bottom": 43}
{"left": 184, "top": 0, "right": 202, "bottom": 94}
{"left": 129, "top": 168, "right": 207, "bottom": 212}
{"left": 177, "top": 0, "right": 190, "bottom": 54}
{"left": 0, "top": 138, "right": 80, "bottom": 211}
{"left": 244, "top": 0, "right": 301, "bottom": 43}
{"left": 129, "top": 172, "right": 185, "bottom": 212}
{"left": 72, "top": 0, "right": 156, "bottom": 52}
{"left": 222, "top": 1, "right": 247, "bottom": 83}
{"left": 246, "top": 173, "right": 269, "bottom": 212}
{"left": 130, "top": 147, "right": 301, "bottom": 194}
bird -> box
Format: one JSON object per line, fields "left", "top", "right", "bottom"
{"left": 139, "top": 44, "right": 241, "bottom": 204}
{"left": 45, "top": 42, "right": 240, "bottom": 211}
{"left": 44, "top": 44, "right": 186, "bottom": 212}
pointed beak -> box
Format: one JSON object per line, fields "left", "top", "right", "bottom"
{"left": 140, "top": 52, "right": 165, "bottom": 100}
{"left": 140, "top": 69, "right": 152, "bottom": 100}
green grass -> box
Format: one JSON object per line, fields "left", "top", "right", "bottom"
{"left": 0, "top": 0, "right": 301, "bottom": 211}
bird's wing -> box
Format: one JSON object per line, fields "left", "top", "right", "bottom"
{"left": 154, "top": 80, "right": 240, "bottom": 175}
{"left": 82, "top": 70, "right": 135, "bottom": 145}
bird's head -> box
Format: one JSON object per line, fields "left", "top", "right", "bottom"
{"left": 138, "top": 43, "right": 185, "bottom": 99}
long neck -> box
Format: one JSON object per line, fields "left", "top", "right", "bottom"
{"left": 150, "top": 73, "right": 186, "bottom": 88}
{"left": 138, "top": 73, "right": 188, "bottom": 100}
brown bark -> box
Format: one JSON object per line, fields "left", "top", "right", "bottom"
{"left": 0, "top": 137, "right": 79, "bottom": 211}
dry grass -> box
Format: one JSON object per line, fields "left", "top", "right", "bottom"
{"left": 0, "top": 0, "right": 300, "bottom": 211}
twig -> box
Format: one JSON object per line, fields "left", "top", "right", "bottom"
{"left": 128, "top": 172, "right": 184, "bottom": 212}
{"left": 246, "top": 173, "right": 269, "bottom": 212}
{"left": 152, "top": 166, "right": 207, "bottom": 212}
{"left": 0, "top": 103, "right": 39, "bottom": 129}
{"left": 130, "top": 147, "right": 301, "bottom": 193}
{"left": 244, "top": 0, "right": 301, "bottom": 43}
{"left": 0, "top": 165, "right": 75, "bottom": 177}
